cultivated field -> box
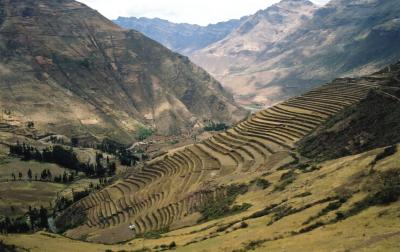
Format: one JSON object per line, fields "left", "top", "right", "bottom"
{"left": 61, "top": 73, "right": 388, "bottom": 243}
{"left": 1, "top": 145, "right": 400, "bottom": 251}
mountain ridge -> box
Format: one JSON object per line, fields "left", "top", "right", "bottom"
{"left": 113, "top": 16, "right": 244, "bottom": 54}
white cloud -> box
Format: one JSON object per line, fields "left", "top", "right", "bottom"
{"left": 78, "top": 0, "right": 330, "bottom": 26}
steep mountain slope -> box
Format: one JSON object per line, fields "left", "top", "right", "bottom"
{"left": 299, "top": 62, "right": 400, "bottom": 161}
{"left": 191, "top": 0, "right": 400, "bottom": 107}
{"left": 0, "top": 0, "right": 245, "bottom": 144}
{"left": 55, "top": 59, "right": 399, "bottom": 245}
{"left": 114, "top": 17, "right": 243, "bottom": 54}
{"left": 191, "top": 0, "right": 318, "bottom": 105}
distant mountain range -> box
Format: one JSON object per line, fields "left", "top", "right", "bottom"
{"left": 0, "top": 0, "right": 245, "bottom": 144}
{"left": 115, "top": 0, "right": 400, "bottom": 107}
{"left": 114, "top": 16, "right": 244, "bottom": 54}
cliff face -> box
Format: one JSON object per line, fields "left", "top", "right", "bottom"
{"left": 0, "top": 0, "right": 246, "bottom": 143}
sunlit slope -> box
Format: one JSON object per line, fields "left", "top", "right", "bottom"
{"left": 0, "top": 0, "right": 245, "bottom": 143}
{"left": 2, "top": 143, "right": 400, "bottom": 251}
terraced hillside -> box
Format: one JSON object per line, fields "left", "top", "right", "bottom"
{"left": 58, "top": 67, "right": 394, "bottom": 243}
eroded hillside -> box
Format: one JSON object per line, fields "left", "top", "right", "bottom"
{"left": 0, "top": 0, "right": 245, "bottom": 144}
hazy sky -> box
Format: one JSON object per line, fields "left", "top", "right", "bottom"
{"left": 79, "top": 0, "right": 330, "bottom": 26}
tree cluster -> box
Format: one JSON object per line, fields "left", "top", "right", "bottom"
{"left": 9, "top": 142, "right": 117, "bottom": 178}
{"left": 97, "top": 139, "right": 139, "bottom": 166}
{"left": 203, "top": 122, "right": 229, "bottom": 132}
{"left": 0, "top": 206, "right": 48, "bottom": 234}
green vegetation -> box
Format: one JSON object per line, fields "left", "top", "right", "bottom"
{"left": 142, "top": 227, "right": 170, "bottom": 239}
{"left": 246, "top": 203, "right": 280, "bottom": 220}
{"left": 243, "top": 197, "right": 337, "bottom": 228}
{"left": 244, "top": 239, "right": 266, "bottom": 250}
{"left": 137, "top": 126, "right": 154, "bottom": 141}
{"left": 233, "top": 239, "right": 267, "bottom": 251}
{"left": 203, "top": 122, "right": 229, "bottom": 132}
{"left": 26, "top": 121, "right": 34, "bottom": 129}
{"left": 54, "top": 208, "right": 87, "bottom": 234}
{"left": 274, "top": 170, "right": 296, "bottom": 191}
{"left": 199, "top": 199, "right": 251, "bottom": 222}
{"left": 298, "top": 221, "right": 324, "bottom": 234}
{"left": 371, "top": 145, "right": 397, "bottom": 165}
{"left": 300, "top": 169, "right": 400, "bottom": 234}
{"left": 97, "top": 139, "right": 139, "bottom": 166}
{"left": 294, "top": 163, "right": 320, "bottom": 173}
{"left": 0, "top": 205, "right": 48, "bottom": 234}
{"left": 321, "top": 105, "right": 357, "bottom": 130}
{"left": 294, "top": 192, "right": 312, "bottom": 198}
{"left": 337, "top": 169, "right": 400, "bottom": 221}
{"left": 250, "top": 178, "right": 270, "bottom": 189}
{"left": 199, "top": 184, "right": 250, "bottom": 222}
{"left": 154, "top": 241, "right": 176, "bottom": 251}
{"left": 0, "top": 240, "right": 18, "bottom": 252}
{"left": 303, "top": 197, "right": 348, "bottom": 225}
{"left": 9, "top": 142, "right": 117, "bottom": 178}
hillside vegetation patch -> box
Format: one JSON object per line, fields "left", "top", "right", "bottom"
{"left": 198, "top": 184, "right": 250, "bottom": 222}
{"left": 338, "top": 168, "right": 400, "bottom": 220}
{"left": 371, "top": 145, "right": 397, "bottom": 165}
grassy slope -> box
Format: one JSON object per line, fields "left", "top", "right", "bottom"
{"left": 1, "top": 144, "right": 400, "bottom": 251}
